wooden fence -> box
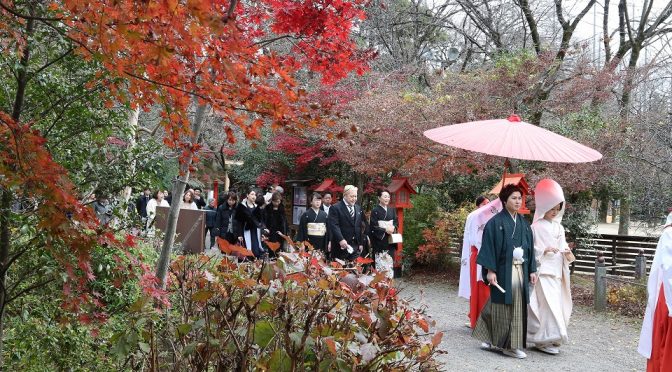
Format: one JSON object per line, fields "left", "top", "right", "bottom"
{"left": 573, "top": 234, "right": 658, "bottom": 278}
{"left": 448, "top": 233, "right": 659, "bottom": 279}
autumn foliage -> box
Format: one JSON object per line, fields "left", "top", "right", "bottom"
{"left": 0, "top": 0, "right": 372, "bottom": 328}
{"left": 0, "top": 112, "right": 161, "bottom": 318}
{"left": 255, "top": 132, "right": 340, "bottom": 187}
{"left": 415, "top": 217, "right": 455, "bottom": 268}
{"left": 113, "top": 252, "right": 444, "bottom": 370}
{"left": 415, "top": 206, "right": 469, "bottom": 268}
{"left": 324, "top": 54, "right": 616, "bottom": 187}
{"left": 40, "top": 0, "right": 372, "bottom": 146}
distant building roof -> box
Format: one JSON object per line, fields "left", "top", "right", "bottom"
{"left": 313, "top": 178, "right": 343, "bottom": 192}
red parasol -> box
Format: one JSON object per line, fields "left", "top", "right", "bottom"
{"left": 424, "top": 115, "right": 603, "bottom": 196}
{"left": 423, "top": 115, "right": 602, "bottom": 163}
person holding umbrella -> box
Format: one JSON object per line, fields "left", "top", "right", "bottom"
{"left": 472, "top": 184, "right": 537, "bottom": 359}
{"left": 423, "top": 114, "right": 601, "bottom": 358}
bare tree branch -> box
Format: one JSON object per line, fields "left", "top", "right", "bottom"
{"left": 603, "top": 0, "right": 612, "bottom": 62}
{"left": 517, "top": 0, "right": 541, "bottom": 54}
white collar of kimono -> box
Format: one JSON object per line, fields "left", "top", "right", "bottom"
{"left": 665, "top": 212, "right": 672, "bottom": 227}
{"left": 532, "top": 178, "right": 565, "bottom": 225}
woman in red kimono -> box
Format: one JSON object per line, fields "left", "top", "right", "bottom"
{"left": 639, "top": 212, "right": 672, "bottom": 371}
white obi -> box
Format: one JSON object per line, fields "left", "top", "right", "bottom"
{"left": 307, "top": 222, "right": 326, "bottom": 237}
{"left": 378, "top": 220, "right": 394, "bottom": 229}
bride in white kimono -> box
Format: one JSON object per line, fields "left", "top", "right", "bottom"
{"left": 527, "top": 179, "right": 574, "bottom": 355}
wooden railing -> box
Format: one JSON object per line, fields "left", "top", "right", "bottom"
{"left": 593, "top": 252, "right": 648, "bottom": 311}
{"left": 573, "top": 234, "right": 658, "bottom": 278}
{"left": 448, "top": 233, "right": 659, "bottom": 279}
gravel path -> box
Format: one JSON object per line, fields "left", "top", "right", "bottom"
{"left": 397, "top": 276, "right": 645, "bottom": 371}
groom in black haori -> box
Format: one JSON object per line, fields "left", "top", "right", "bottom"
{"left": 472, "top": 184, "right": 537, "bottom": 359}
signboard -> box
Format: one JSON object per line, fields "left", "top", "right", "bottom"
{"left": 293, "top": 186, "right": 307, "bottom": 205}
{"left": 291, "top": 186, "right": 308, "bottom": 226}
{"left": 292, "top": 206, "right": 306, "bottom": 225}
{"left": 154, "top": 206, "right": 206, "bottom": 254}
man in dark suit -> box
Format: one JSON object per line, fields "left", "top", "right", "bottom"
{"left": 328, "top": 185, "right": 363, "bottom": 261}
{"left": 136, "top": 188, "right": 151, "bottom": 219}
{"left": 320, "top": 191, "right": 333, "bottom": 216}
{"left": 193, "top": 187, "right": 207, "bottom": 209}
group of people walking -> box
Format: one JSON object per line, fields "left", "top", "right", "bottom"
{"left": 208, "top": 187, "right": 288, "bottom": 258}
{"left": 295, "top": 186, "right": 398, "bottom": 267}
{"left": 461, "top": 180, "right": 574, "bottom": 359}
{"left": 209, "top": 184, "right": 399, "bottom": 272}
{"left": 461, "top": 179, "right": 672, "bottom": 370}
{"left": 133, "top": 177, "right": 672, "bottom": 369}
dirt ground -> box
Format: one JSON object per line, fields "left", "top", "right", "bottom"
{"left": 397, "top": 274, "right": 646, "bottom": 371}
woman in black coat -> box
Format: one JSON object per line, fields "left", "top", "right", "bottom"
{"left": 215, "top": 191, "right": 239, "bottom": 245}
{"left": 234, "top": 187, "right": 268, "bottom": 259}
{"left": 369, "top": 190, "right": 398, "bottom": 259}
{"left": 296, "top": 192, "right": 329, "bottom": 255}
{"left": 264, "top": 191, "right": 288, "bottom": 257}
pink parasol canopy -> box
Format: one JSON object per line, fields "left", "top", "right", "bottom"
{"left": 423, "top": 115, "right": 602, "bottom": 163}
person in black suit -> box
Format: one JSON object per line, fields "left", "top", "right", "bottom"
{"left": 320, "top": 191, "right": 333, "bottom": 216}
{"left": 234, "top": 187, "right": 269, "bottom": 259}
{"left": 328, "top": 185, "right": 363, "bottom": 261}
{"left": 264, "top": 191, "right": 288, "bottom": 257}
{"left": 136, "top": 188, "right": 151, "bottom": 219}
{"left": 215, "top": 191, "right": 238, "bottom": 244}
{"left": 193, "top": 187, "right": 207, "bottom": 209}
{"left": 369, "top": 189, "right": 399, "bottom": 264}
{"left": 203, "top": 198, "right": 218, "bottom": 249}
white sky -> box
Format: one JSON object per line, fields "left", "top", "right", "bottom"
{"left": 551, "top": 1, "right": 672, "bottom": 67}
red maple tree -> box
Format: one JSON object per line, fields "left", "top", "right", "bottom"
{"left": 255, "top": 132, "right": 339, "bottom": 187}
{"left": 0, "top": 0, "right": 372, "bottom": 326}
{"left": 324, "top": 56, "right": 616, "bottom": 190}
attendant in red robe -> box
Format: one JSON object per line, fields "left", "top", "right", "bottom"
{"left": 469, "top": 245, "right": 492, "bottom": 328}
{"left": 458, "top": 196, "right": 501, "bottom": 328}
{"left": 639, "top": 212, "right": 672, "bottom": 371}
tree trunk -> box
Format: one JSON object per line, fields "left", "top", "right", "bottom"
{"left": 618, "top": 188, "right": 631, "bottom": 235}
{"left": 155, "top": 104, "right": 208, "bottom": 288}
{"left": 598, "top": 196, "right": 609, "bottom": 223}
{"left": 0, "top": 190, "right": 11, "bottom": 368}
{"left": 616, "top": 45, "right": 641, "bottom": 236}
{"left": 0, "top": 18, "right": 34, "bottom": 367}
{"left": 121, "top": 107, "right": 141, "bottom": 216}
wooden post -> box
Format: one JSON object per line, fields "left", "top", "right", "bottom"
{"left": 634, "top": 249, "right": 647, "bottom": 280}
{"left": 213, "top": 180, "right": 219, "bottom": 207}
{"left": 611, "top": 237, "right": 617, "bottom": 275}
{"left": 394, "top": 207, "right": 404, "bottom": 278}
{"left": 594, "top": 253, "right": 607, "bottom": 311}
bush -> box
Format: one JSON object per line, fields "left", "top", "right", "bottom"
{"left": 3, "top": 238, "right": 157, "bottom": 371}
{"left": 606, "top": 282, "right": 647, "bottom": 317}
{"left": 562, "top": 196, "right": 596, "bottom": 268}
{"left": 415, "top": 204, "right": 469, "bottom": 269}
{"left": 402, "top": 194, "right": 442, "bottom": 270}
{"left": 112, "top": 252, "right": 445, "bottom": 370}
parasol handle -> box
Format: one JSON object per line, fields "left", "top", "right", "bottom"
{"left": 501, "top": 158, "right": 510, "bottom": 191}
